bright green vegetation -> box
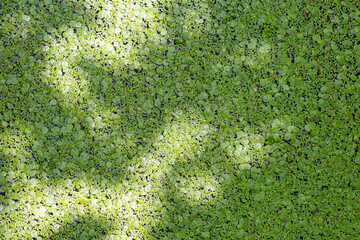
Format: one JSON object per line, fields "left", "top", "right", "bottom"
{"left": 1, "top": 0, "right": 360, "bottom": 239}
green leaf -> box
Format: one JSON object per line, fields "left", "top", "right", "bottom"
{"left": 155, "top": 98, "right": 162, "bottom": 107}
{"left": 201, "top": 232, "right": 210, "bottom": 238}
{"left": 142, "top": 100, "right": 153, "bottom": 110}
{"left": 89, "top": 229, "right": 95, "bottom": 237}
{"left": 49, "top": 99, "right": 57, "bottom": 106}
{"left": 236, "top": 230, "right": 245, "bottom": 238}
{"left": 190, "top": 218, "right": 202, "bottom": 230}
{"left": 22, "top": 15, "right": 31, "bottom": 22}
{"left": 355, "top": 155, "right": 360, "bottom": 165}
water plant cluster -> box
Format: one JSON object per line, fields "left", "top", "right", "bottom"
{"left": 0, "top": 0, "right": 359, "bottom": 239}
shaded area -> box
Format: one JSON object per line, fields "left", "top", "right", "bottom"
{"left": 43, "top": 215, "right": 112, "bottom": 240}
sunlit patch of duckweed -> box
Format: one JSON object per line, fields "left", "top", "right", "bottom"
{"left": 151, "top": 115, "right": 215, "bottom": 162}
